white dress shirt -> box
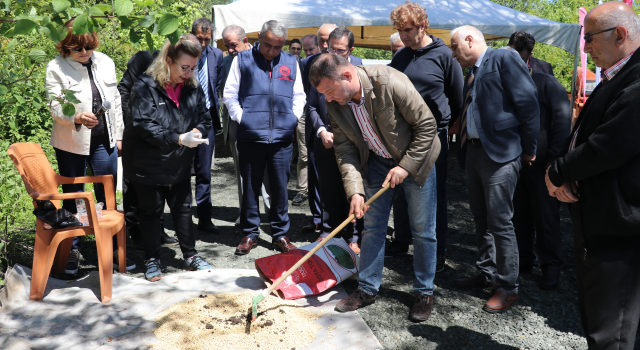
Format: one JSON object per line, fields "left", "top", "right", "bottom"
{"left": 222, "top": 53, "right": 305, "bottom": 124}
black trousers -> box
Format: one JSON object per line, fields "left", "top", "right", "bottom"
{"left": 571, "top": 203, "right": 640, "bottom": 350}
{"left": 193, "top": 110, "right": 217, "bottom": 220}
{"left": 512, "top": 169, "right": 563, "bottom": 273}
{"left": 123, "top": 176, "right": 164, "bottom": 244}
{"left": 306, "top": 133, "right": 322, "bottom": 227}
{"left": 134, "top": 179, "right": 197, "bottom": 260}
{"left": 314, "top": 139, "right": 363, "bottom": 242}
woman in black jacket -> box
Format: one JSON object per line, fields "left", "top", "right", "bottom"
{"left": 124, "top": 37, "right": 212, "bottom": 281}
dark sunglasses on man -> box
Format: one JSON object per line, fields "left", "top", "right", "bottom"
{"left": 583, "top": 27, "right": 617, "bottom": 43}
{"left": 71, "top": 44, "right": 95, "bottom": 53}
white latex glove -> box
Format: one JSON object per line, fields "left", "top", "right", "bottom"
{"left": 180, "top": 131, "right": 209, "bottom": 147}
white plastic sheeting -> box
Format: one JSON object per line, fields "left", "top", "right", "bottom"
{"left": 0, "top": 264, "right": 381, "bottom": 350}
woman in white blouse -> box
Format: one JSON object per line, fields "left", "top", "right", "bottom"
{"left": 45, "top": 18, "right": 131, "bottom": 275}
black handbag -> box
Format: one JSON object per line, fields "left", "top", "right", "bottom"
{"left": 32, "top": 200, "right": 84, "bottom": 229}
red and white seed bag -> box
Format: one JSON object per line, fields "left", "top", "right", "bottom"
{"left": 255, "top": 238, "right": 360, "bottom": 300}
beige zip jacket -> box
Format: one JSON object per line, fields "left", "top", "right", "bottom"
{"left": 45, "top": 51, "right": 123, "bottom": 155}
{"left": 327, "top": 65, "right": 441, "bottom": 199}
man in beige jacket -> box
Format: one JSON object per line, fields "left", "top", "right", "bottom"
{"left": 309, "top": 54, "right": 440, "bottom": 322}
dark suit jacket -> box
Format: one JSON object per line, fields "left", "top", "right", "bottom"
{"left": 458, "top": 47, "right": 540, "bottom": 168}
{"left": 529, "top": 56, "right": 553, "bottom": 75}
{"left": 548, "top": 49, "right": 640, "bottom": 251}
{"left": 202, "top": 46, "right": 223, "bottom": 131}
{"left": 525, "top": 72, "right": 571, "bottom": 172}
{"left": 302, "top": 54, "right": 363, "bottom": 145}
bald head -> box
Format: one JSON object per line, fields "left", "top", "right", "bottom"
{"left": 584, "top": 2, "right": 640, "bottom": 69}
{"left": 318, "top": 23, "right": 338, "bottom": 53}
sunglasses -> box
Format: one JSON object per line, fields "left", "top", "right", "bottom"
{"left": 583, "top": 27, "right": 617, "bottom": 43}
{"left": 71, "top": 44, "right": 95, "bottom": 53}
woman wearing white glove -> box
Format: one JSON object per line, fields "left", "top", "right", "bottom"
{"left": 123, "top": 37, "right": 213, "bottom": 282}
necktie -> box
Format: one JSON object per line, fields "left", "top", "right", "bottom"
{"left": 459, "top": 67, "right": 476, "bottom": 150}
{"left": 198, "top": 55, "right": 211, "bottom": 109}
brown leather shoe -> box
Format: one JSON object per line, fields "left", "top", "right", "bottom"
{"left": 273, "top": 237, "right": 297, "bottom": 252}
{"left": 235, "top": 237, "right": 257, "bottom": 255}
{"left": 453, "top": 273, "right": 494, "bottom": 289}
{"left": 483, "top": 290, "right": 518, "bottom": 314}
{"left": 349, "top": 242, "right": 361, "bottom": 254}
{"left": 335, "top": 289, "right": 376, "bottom": 312}
{"left": 409, "top": 294, "right": 434, "bottom": 323}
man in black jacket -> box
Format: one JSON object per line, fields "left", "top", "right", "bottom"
{"left": 546, "top": 3, "right": 640, "bottom": 348}
{"left": 500, "top": 46, "right": 571, "bottom": 290}
{"left": 386, "top": 2, "right": 464, "bottom": 272}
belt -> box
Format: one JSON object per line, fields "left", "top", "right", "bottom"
{"left": 469, "top": 138, "right": 482, "bottom": 147}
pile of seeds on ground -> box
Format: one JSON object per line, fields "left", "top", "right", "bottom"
{"left": 151, "top": 291, "right": 322, "bottom": 350}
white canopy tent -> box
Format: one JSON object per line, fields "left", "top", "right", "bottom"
{"left": 211, "top": 0, "right": 582, "bottom": 98}
{"left": 212, "top": 0, "right": 581, "bottom": 53}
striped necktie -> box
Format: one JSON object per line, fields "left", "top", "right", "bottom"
{"left": 459, "top": 67, "right": 476, "bottom": 150}
{"left": 198, "top": 55, "right": 211, "bottom": 109}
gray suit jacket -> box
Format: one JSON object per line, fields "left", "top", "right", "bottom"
{"left": 458, "top": 47, "right": 540, "bottom": 168}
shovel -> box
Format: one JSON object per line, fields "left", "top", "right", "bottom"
{"left": 250, "top": 183, "right": 390, "bottom": 322}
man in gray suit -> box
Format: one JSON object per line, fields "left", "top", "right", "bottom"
{"left": 449, "top": 25, "right": 539, "bottom": 313}
{"left": 220, "top": 25, "right": 271, "bottom": 224}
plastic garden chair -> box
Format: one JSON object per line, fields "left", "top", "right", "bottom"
{"left": 7, "top": 142, "right": 126, "bottom": 303}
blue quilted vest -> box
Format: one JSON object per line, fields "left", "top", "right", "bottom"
{"left": 236, "top": 43, "right": 299, "bottom": 143}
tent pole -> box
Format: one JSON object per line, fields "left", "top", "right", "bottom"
{"left": 361, "top": 26, "right": 364, "bottom": 39}
{"left": 569, "top": 39, "right": 579, "bottom": 120}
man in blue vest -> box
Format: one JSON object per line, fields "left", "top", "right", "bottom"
{"left": 223, "top": 20, "right": 306, "bottom": 255}
{"left": 191, "top": 17, "right": 223, "bottom": 234}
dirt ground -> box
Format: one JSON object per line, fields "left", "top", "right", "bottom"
{"left": 69, "top": 137, "right": 587, "bottom": 350}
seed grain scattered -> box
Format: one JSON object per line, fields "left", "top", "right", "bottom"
{"left": 151, "top": 292, "right": 322, "bottom": 350}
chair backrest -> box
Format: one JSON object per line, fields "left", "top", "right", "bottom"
{"left": 8, "top": 143, "right": 61, "bottom": 203}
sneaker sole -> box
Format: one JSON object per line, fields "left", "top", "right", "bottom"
{"left": 482, "top": 304, "right": 513, "bottom": 314}
{"left": 65, "top": 268, "right": 79, "bottom": 274}
{"left": 146, "top": 274, "right": 162, "bottom": 282}
{"left": 161, "top": 241, "right": 179, "bottom": 246}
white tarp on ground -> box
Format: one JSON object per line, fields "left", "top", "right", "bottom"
{"left": 0, "top": 265, "right": 381, "bottom": 350}
{"left": 212, "top": 0, "right": 581, "bottom": 54}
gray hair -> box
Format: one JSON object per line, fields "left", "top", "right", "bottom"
{"left": 317, "top": 23, "right": 338, "bottom": 44}
{"left": 328, "top": 26, "right": 355, "bottom": 48}
{"left": 451, "top": 25, "right": 485, "bottom": 44}
{"left": 596, "top": 9, "right": 640, "bottom": 41}
{"left": 260, "top": 20, "right": 288, "bottom": 40}
{"left": 309, "top": 53, "right": 350, "bottom": 88}
{"left": 222, "top": 24, "right": 246, "bottom": 41}
{"left": 191, "top": 17, "right": 212, "bottom": 35}
{"left": 390, "top": 32, "right": 402, "bottom": 46}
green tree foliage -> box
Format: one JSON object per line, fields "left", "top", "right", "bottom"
{"left": 490, "top": 0, "right": 639, "bottom": 90}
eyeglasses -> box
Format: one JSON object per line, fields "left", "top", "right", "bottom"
{"left": 328, "top": 48, "right": 349, "bottom": 55}
{"left": 174, "top": 63, "right": 197, "bottom": 74}
{"left": 71, "top": 44, "right": 94, "bottom": 53}
{"left": 583, "top": 27, "right": 617, "bottom": 43}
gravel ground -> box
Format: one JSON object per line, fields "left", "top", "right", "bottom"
{"left": 67, "top": 138, "right": 588, "bottom": 350}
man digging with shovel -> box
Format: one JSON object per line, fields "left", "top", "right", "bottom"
{"left": 309, "top": 54, "right": 441, "bottom": 322}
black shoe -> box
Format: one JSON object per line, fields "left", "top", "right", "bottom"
{"left": 65, "top": 249, "right": 80, "bottom": 274}
{"left": 384, "top": 240, "right": 409, "bottom": 257}
{"left": 292, "top": 192, "right": 308, "bottom": 206}
{"left": 301, "top": 223, "right": 318, "bottom": 233}
{"left": 198, "top": 220, "right": 220, "bottom": 234}
{"left": 161, "top": 232, "right": 179, "bottom": 246}
{"left": 436, "top": 252, "right": 446, "bottom": 273}
{"left": 113, "top": 251, "right": 136, "bottom": 271}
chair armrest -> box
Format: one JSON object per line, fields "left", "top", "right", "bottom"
{"left": 57, "top": 175, "right": 116, "bottom": 210}
{"left": 31, "top": 191, "right": 100, "bottom": 228}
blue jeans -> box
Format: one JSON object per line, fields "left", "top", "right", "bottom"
{"left": 55, "top": 141, "right": 118, "bottom": 250}
{"left": 358, "top": 153, "right": 437, "bottom": 296}
{"left": 393, "top": 130, "right": 448, "bottom": 253}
